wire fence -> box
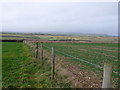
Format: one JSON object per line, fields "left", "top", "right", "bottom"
{"left": 23, "top": 40, "right": 120, "bottom": 88}
{"left": 43, "top": 44, "right": 120, "bottom": 76}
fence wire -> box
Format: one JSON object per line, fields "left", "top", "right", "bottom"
{"left": 43, "top": 44, "right": 120, "bottom": 76}
{"left": 24, "top": 41, "right": 120, "bottom": 76}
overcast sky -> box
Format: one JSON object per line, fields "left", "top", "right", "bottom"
{"left": 1, "top": 2, "right": 118, "bottom": 36}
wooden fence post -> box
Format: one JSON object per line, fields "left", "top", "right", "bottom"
{"left": 51, "top": 47, "right": 55, "bottom": 80}
{"left": 102, "top": 63, "right": 112, "bottom": 88}
{"left": 33, "top": 42, "right": 36, "bottom": 57}
{"left": 41, "top": 43, "right": 43, "bottom": 64}
{"left": 36, "top": 42, "right": 38, "bottom": 59}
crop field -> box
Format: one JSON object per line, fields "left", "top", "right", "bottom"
{"left": 42, "top": 43, "right": 119, "bottom": 70}
{"left": 0, "top": 34, "right": 40, "bottom": 40}
{"left": 2, "top": 42, "right": 71, "bottom": 88}
{"left": 41, "top": 43, "right": 119, "bottom": 80}
{"left": 1, "top": 33, "right": 118, "bottom": 43}
{"left": 23, "top": 41, "right": 119, "bottom": 88}
{"left": 1, "top": 37, "right": 120, "bottom": 88}
{"left": 34, "top": 35, "right": 118, "bottom": 43}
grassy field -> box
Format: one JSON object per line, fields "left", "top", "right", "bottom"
{"left": 2, "top": 42, "right": 70, "bottom": 88}
{"left": 0, "top": 42, "right": 2, "bottom": 88}
{"left": 1, "top": 33, "right": 118, "bottom": 43}
{"left": 40, "top": 42, "right": 119, "bottom": 87}
{"left": 1, "top": 34, "right": 40, "bottom": 40}
{"left": 42, "top": 43, "right": 118, "bottom": 70}
{"left": 1, "top": 32, "right": 119, "bottom": 88}
{"left": 34, "top": 35, "right": 118, "bottom": 43}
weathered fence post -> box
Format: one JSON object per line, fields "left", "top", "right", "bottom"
{"left": 34, "top": 42, "right": 36, "bottom": 58}
{"left": 51, "top": 47, "right": 55, "bottom": 80}
{"left": 36, "top": 42, "right": 38, "bottom": 59}
{"left": 33, "top": 42, "right": 35, "bottom": 58}
{"left": 102, "top": 63, "right": 112, "bottom": 88}
{"left": 41, "top": 43, "right": 43, "bottom": 64}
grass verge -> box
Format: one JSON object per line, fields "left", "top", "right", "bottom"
{"left": 2, "top": 42, "right": 71, "bottom": 88}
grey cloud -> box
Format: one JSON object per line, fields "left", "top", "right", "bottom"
{"left": 1, "top": 2, "right": 118, "bottom": 36}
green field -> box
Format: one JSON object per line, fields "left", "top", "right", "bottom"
{"left": 1, "top": 33, "right": 118, "bottom": 43}
{"left": 42, "top": 43, "right": 118, "bottom": 71}
{"left": 2, "top": 42, "right": 70, "bottom": 88}
{"left": 39, "top": 42, "right": 119, "bottom": 87}
{"left": 2, "top": 41, "right": 120, "bottom": 88}
{"left": 0, "top": 42, "right": 2, "bottom": 88}
{"left": 1, "top": 33, "right": 41, "bottom": 40}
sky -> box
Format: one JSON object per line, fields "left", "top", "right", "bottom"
{"left": 1, "top": 2, "right": 118, "bottom": 36}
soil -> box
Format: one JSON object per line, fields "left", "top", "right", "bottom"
{"left": 42, "top": 49, "right": 103, "bottom": 88}
{"left": 26, "top": 41, "right": 118, "bottom": 88}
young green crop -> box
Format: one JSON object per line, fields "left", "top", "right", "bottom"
{"left": 42, "top": 42, "right": 119, "bottom": 88}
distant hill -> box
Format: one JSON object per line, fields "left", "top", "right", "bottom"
{"left": 1, "top": 31, "right": 112, "bottom": 37}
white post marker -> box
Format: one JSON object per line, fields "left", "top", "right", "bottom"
{"left": 102, "top": 63, "right": 112, "bottom": 88}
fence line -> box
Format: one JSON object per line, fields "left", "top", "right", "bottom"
{"left": 24, "top": 41, "right": 120, "bottom": 76}
{"left": 43, "top": 45, "right": 103, "bottom": 68}
{"left": 43, "top": 44, "right": 120, "bottom": 76}
{"left": 23, "top": 40, "right": 120, "bottom": 88}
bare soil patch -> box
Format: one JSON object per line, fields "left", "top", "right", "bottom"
{"left": 42, "top": 49, "right": 103, "bottom": 88}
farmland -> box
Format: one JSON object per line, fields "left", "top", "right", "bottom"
{"left": 42, "top": 43, "right": 118, "bottom": 70}
{"left": 1, "top": 32, "right": 119, "bottom": 88}
{"left": 2, "top": 42, "right": 70, "bottom": 88}
{"left": 0, "top": 33, "right": 41, "bottom": 40}
{"left": 35, "top": 35, "right": 118, "bottom": 43}
{"left": 39, "top": 42, "right": 119, "bottom": 87}
{"left": 1, "top": 1, "right": 119, "bottom": 88}
{"left": 1, "top": 32, "right": 118, "bottom": 43}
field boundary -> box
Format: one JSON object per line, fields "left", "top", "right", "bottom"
{"left": 23, "top": 40, "right": 119, "bottom": 88}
